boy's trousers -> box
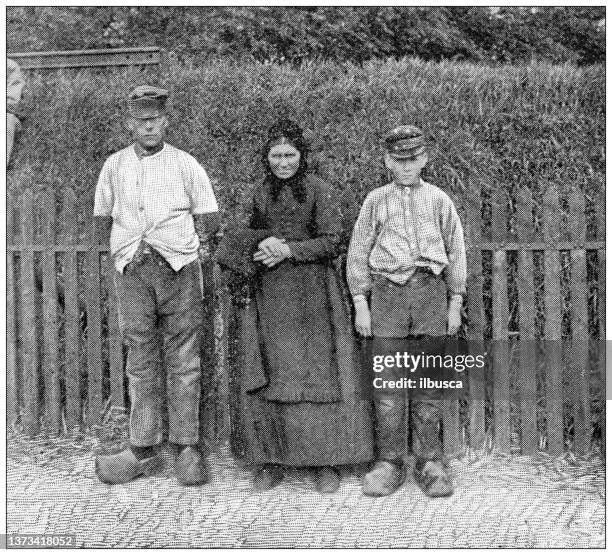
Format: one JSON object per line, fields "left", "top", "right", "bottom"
{"left": 370, "top": 268, "right": 448, "bottom": 462}
{"left": 115, "top": 244, "right": 204, "bottom": 447}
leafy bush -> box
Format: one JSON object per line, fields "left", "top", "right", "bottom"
{"left": 9, "top": 58, "right": 604, "bottom": 234}
{"left": 8, "top": 7, "right": 605, "bottom": 66}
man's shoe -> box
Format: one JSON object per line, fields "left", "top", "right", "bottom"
{"left": 314, "top": 467, "right": 340, "bottom": 494}
{"left": 175, "top": 446, "right": 209, "bottom": 486}
{"left": 362, "top": 460, "right": 406, "bottom": 497}
{"left": 413, "top": 459, "right": 454, "bottom": 497}
{"left": 95, "top": 448, "right": 162, "bottom": 485}
{"left": 253, "top": 465, "right": 283, "bottom": 491}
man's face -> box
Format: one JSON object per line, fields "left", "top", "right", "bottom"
{"left": 384, "top": 151, "right": 428, "bottom": 186}
{"left": 127, "top": 114, "right": 168, "bottom": 150}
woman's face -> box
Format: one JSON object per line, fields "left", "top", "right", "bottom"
{"left": 267, "top": 142, "right": 301, "bottom": 179}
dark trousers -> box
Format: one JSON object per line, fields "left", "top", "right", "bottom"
{"left": 370, "top": 270, "right": 448, "bottom": 462}
{"left": 115, "top": 246, "right": 204, "bottom": 447}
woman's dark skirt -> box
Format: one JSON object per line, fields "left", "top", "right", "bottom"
{"left": 228, "top": 263, "right": 374, "bottom": 467}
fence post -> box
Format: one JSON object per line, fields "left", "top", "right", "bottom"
{"left": 7, "top": 191, "right": 18, "bottom": 429}
{"left": 597, "top": 247, "right": 605, "bottom": 456}
{"left": 214, "top": 265, "right": 231, "bottom": 443}
{"left": 42, "top": 190, "right": 61, "bottom": 434}
{"left": 543, "top": 185, "right": 563, "bottom": 455}
{"left": 20, "top": 188, "right": 40, "bottom": 436}
{"left": 86, "top": 217, "right": 104, "bottom": 426}
{"left": 516, "top": 185, "right": 537, "bottom": 454}
{"left": 491, "top": 188, "right": 511, "bottom": 453}
{"left": 106, "top": 239, "right": 124, "bottom": 411}
{"left": 62, "top": 188, "right": 82, "bottom": 430}
{"left": 568, "top": 186, "right": 590, "bottom": 455}
{"left": 465, "top": 185, "right": 486, "bottom": 450}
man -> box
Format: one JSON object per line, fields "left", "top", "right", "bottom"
{"left": 347, "top": 125, "right": 466, "bottom": 497}
{"left": 94, "top": 86, "right": 220, "bottom": 485}
{"left": 7, "top": 58, "right": 25, "bottom": 166}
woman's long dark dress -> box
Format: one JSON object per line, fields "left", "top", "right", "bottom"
{"left": 228, "top": 175, "right": 374, "bottom": 466}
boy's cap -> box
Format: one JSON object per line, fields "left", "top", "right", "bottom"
{"left": 384, "top": 125, "right": 426, "bottom": 159}
{"left": 127, "top": 85, "right": 168, "bottom": 118}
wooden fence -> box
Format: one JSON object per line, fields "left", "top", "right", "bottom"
{"left": 7, "top": 185, "right": 605, "bottom": 456}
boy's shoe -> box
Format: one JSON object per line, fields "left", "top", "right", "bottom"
{"left": 314, "top": 466, "right": 340, "bottom": 494}
{"left": 175, "top": 446, "right": 209, "bottom": 486}
{"left": 95, "top": 448, "right": 162, "bottom": 484}
{"left": 413, "top": 458, "right": 454, "bottom": 497}
{"left": 253, "top": 465, "right": 283, "bottom": 491}
{"left": 362, "top": 460, "right": 406, "bottom": 497}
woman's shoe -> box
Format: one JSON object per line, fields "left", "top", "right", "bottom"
{"left": 253, "top": 465, "right": 283, "bottom": 490}
{"left": 314, "top": 466, "right": 340, "bottom": 493}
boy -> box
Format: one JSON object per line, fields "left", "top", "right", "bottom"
{"left": 347, "top": 125, "right": 466, "bottom": 497}
{"left": 94, "top": 86, "right": 220, "bottom": 485}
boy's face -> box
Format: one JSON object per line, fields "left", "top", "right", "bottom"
{"left": 384, "top": 151, "right": 428, "bottom": 186}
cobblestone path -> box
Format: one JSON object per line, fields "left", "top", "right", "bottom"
{"left": 7, "top": 445, "right": 605, "bottom": 548}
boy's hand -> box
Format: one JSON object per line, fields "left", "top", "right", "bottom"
{"left": 354, "top": 297, "right": 372, "bottom": 337}
{"left": 447, "top": 295, "right": 462, "bottom": 335}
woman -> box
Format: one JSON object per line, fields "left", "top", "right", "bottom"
{"left": 217, "top": 119, "right": 373, "bottom": 493}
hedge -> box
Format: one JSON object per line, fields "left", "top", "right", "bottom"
{"left": 8, "top": 58, "right": 604, "bottom": 234}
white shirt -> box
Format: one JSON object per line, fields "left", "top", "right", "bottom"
{"left": 94, "top": 143, "right": 218, "bottom": 272}
{"left": 347, "top": 179, "right": 466, "bottom": 297}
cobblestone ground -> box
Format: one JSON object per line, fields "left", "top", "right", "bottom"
{"left": 7, "top": 442, "right": 604, "bottom": 548}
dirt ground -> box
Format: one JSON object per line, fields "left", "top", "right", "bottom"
{"left": 6, "top": 433, "right": 605, "bottom": 549}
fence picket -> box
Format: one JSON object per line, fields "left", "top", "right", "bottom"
{"left": 465, "top": 186, "right": 485, "bottom": 450}
{"left": 42, "top": 190, "right": 61, "bottom": 434}
{"left": 598, "top": 248, "right": 605, "bottom": 455}
{"left": 86, "top": 220, "right": 104, "bottom": 425}
{"left": 20, "top": 189, "right": 40, "bottom": 436}
{"left": 516, "top": 186, "right": 538, "bottom": 454}
{"left": 543, "top": 185, "right": 563, "bottom": 455}
{"left": 7, "top": 191, "right": 18, "bottom": 428}
{"left": 215, "top": 271, "right": 231, "bottom": 442}
{"left": 62, "top": 189, "right": 82, "bottom": 430}
{"left": 491, "top": 188, "right": 511, "bottom": 453}
{"left": 443, "top": 390, "right": 460, "bottom": 457}
{"left": 5, "top": 186, "right": 603, "bottom": 455}
{"left": 568, "top": 187, "right": 590, "bottom": 455}
{"left": 599, "top": 249, "right": 606, "bottom": 341}
{"left": 106, "top": 252, "right": 124, "bottom": 410}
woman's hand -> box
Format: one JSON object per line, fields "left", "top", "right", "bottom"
{"left": 257, "top": 236, "right": 287, "bottom": 257}
{"left": 253, "top": 241, "right": 292, "bottom": 268}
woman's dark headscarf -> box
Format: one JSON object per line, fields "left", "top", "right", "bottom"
{"left": 262, "top": 119, "right": 309, "bottom": 203}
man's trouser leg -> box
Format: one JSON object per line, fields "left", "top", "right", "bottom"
{"left": 116, "top": 265, "right": 163, "bottom": 447}
{"left": 157, "top": 260, "right": 204, "bottom": 445}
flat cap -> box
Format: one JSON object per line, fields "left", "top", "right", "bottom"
{"left": 127, "top": 85, "right": 168, "bottom": 118}
{"left": 384, "top": 125, "right": 426, "bottom": 159}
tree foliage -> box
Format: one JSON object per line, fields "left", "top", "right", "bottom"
{"left": 8, "top": 6, "right": 605, "bottom": 65}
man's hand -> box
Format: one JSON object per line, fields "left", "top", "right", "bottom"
{"left": 253, "top": 241, "right": 292, "bottom": 268}
{"left": 447, "top": 295, "right": 462, "bottom": 335}
{"left": 354, "top": 297, "right": 372, "bottom": 337}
